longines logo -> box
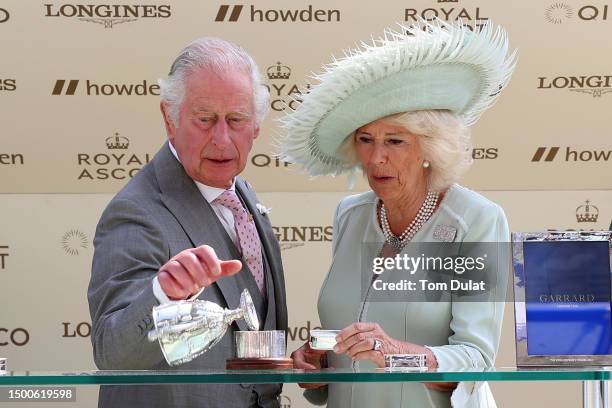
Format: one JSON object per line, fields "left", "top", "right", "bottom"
{"left": 61, "top": 229, "right": 88, "bottom": 256}
{"left": 538, "top": 75, "right": 612, "bottom": 97}
{"left": 52, "top": 79, "right": 159, "bottom": 96}
{"left": 576, "top": 200, "right": 599, "bottom": 223}
{"left": 472, "top": 147, "right": 498, "bottom": 160}
{"left": 265, "top": 62, "right": 311, "bottom": 112}
{"left": 531, "top": 146, "right": 611, "bottom": 162}
{"left": 287, "top": 321, "right": 322, "bottom": 341}
{"left": 404, "top": 0, "right": 489, "bottom": 31}
{"left": 273, "top": 226, "right": 332, "bottom": 251}
{"left": 0, "top": 79, "right": 16, "bottom": 91}
{"left": 278, "top": 395, "right": 291, "bottom": 408}
{"left": 0, "top": 8, "right": 9, "bottom": 23}
{"left": 77, "top": 133, "right": 151, "bottom": 181}
{"left": 214, "top": 4, "right": 340, "bottom": 22}
{"left": 44, "top": 4, "right": 172, "bottom": 28}
{"left": 545, "top": 2, "right": 608, "bottom": 23}
{"left": 0, "top": 328, "right": 29, "bottom": 346}
{"left": 62, "top": 322, "right": 91, "bottom": 338}
{"left": 0, "top": 245, "right": 8, "bottom": 271}
{"left": 0, "top": 153, "right": 24, "bottom": 165}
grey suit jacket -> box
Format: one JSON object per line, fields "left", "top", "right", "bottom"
{"left": 88, "top": 144, "right": 288, "bottom": 408}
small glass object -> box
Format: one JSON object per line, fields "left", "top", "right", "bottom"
{"left": 384, "top": 354, "right": 427, "bottom": 371}
{"left": 309, "top": 329, "right": 340, "bottom": 350}
{"left": 235, "top": 330, "right": 286, "bottom": 358}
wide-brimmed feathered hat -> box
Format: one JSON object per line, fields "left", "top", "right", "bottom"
{"left": 277, "top": 19, "right": 517, "bottom": 177}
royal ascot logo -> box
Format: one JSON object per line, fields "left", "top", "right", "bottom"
{"left": 265, "top": 61, "right": 311, "bottom": 113}
{"left": 545, "top": 2, "right": 609, "bottom": 23}
{"left": 576, "top": 200, "right": 599, "bottom": 223}
{"left": 51, "top": 79, "right": 160, "bottom": 96}
{"left": 531, "top": 146, "right": 611, "bottom": 162}
{"left": 537, "top": 75, "right": 612, "bottom": 97}
{"left": 0, "top": 245, "right": 8, "bottom": 271}
{"left": 0, "top": 78, "right": 16, "bottom": 91}
{"left": 404, "top": 0, "right": 490, "bottom": 31}
{"left": 214, "top": 4, "right": 341, "bottom": 22}
{"left": 0, "top": 153, "right": 24, "bottom": 165}
{"left": 61, "top": 229, "right": 88, "bottom": 256}
{"left": 278, "top": 395, "right": 291, "bottom": 408}
{"left": 272, "top": 225, "right": 332, "bottom": 251}
{"left": 77, "top": 133, "right": 151, "bottom": 181}
{"left": 0, "top": 8, "right": 9, "bottom": 23}
{"left": 43, "top": 4, "right": 171, "bottom": 28}
{"left": 472, "top": 147, "right": 498, "bottom": 160}
{"left": 0, "top": 328, "right": 30, "bottom": 347}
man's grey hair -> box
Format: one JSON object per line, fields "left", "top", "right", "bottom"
{"left": 341, "top": 110, "right": 473, "bottom": 192}
{"left": 158, "top": 37, "right": 269, "bottom": 127}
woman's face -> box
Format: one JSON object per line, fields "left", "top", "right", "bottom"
{"left": 354, "top": 117, "right": 428, "bottom": 202}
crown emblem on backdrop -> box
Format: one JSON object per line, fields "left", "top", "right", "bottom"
{"left": 437, "top": 0, "right": 459, "bottom": 3}
{"left": 105, "top": 133, "right": 130, "bottom": 149}
{"left": 267, "top": 62, "right": 291, "bottom": 80}
{"left": 576, "top": 200, "right": 599, "bottom": 223}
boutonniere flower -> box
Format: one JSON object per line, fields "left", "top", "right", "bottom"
{"left": 256, "top": 203, "right": 272, "bottom": 216}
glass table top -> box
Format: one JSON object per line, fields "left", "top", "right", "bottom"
{"left": 2, "top": 367, "right": 612, "bottom": 385}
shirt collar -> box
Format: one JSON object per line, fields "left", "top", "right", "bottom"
{"left": 168, "top": 141, "right": 236, "bottom": 204}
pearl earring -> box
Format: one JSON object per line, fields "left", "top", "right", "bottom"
{"left": 423, "top": 160, "right": 430, "bottom": 168}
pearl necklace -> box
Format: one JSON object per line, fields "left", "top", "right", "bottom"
{"left": 379, "top": 191, "right": 439, "bottom": 250}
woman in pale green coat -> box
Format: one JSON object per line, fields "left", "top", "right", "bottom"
{"left": 280, "top": 19, "right": 517, "bottom": 408}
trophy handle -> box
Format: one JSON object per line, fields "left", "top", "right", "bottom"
{"left": 240, "top": 289, "right": 259, "bottom": 331}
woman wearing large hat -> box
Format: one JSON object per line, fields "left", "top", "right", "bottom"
{"left": 281, "top": 19, "right": 517, "bottom": 408}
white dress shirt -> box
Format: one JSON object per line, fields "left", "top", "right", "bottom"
{"left": 152, "top": 141, "right": 241, "bottom": 304}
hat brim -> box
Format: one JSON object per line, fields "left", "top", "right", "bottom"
{"left": 279, "top": 20, "right": 517, "bottom": 177}
{"left": 315, "top": 63, "right": 482, "bottom": 161}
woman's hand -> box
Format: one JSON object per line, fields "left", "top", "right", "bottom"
{"left": 334, "top": 322, "right": 457, "bottom": 392}
{"left": 334, "top": 322, "right": 404, "bottom": 368}
{"left": 291, "top": 341, "right": 328, "bottom": 389}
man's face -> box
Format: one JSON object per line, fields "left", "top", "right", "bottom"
{"left": 161, "top": 67, "right": 259, "bottom": 188}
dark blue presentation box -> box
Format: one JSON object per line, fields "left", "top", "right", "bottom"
{"left": 512, "top": 231, "right": 612, "bottom": 366}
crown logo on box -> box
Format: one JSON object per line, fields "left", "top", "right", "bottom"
{"left": 267, "top": 62, "right": 291, "bottom": 80}
{"left": 576, "top": 200, "right": 599, "bottom": 223}
{"left": 105, "top": 132, "right": 130, "bottom": 149}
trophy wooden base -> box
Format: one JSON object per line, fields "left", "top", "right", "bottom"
{"left": 226, "top": 357, "right": 294, "bottom": 370}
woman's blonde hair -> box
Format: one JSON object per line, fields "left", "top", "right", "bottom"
{"left": 339, "top": 110, "right": 473, "bottom": 192}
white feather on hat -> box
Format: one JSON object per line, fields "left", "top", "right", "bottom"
{"left": 277, "top": 19, "right": 518, "bottom": 177}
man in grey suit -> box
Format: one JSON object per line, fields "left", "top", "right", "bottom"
{"left": 88, "top": 37, "right": 288, "bottom": 408}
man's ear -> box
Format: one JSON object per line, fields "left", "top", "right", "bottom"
{"left": 253, "top": 125, "right": 260, "bottom": 140}
{"left": 160, "top": 101, "right": 176, "bottom": 141}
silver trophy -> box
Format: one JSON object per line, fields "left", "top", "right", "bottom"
{"left": 148, "top": 289, "right": 259, "bottom": 366}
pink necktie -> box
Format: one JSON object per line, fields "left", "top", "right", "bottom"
{"left": 215, "top": 190, "right": 265, "bottom": 294}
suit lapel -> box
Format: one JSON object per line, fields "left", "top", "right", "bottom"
{"left": 153, "top": 144, "right": 249, "bottom": 331}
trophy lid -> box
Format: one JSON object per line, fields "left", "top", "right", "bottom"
{"left": 240, "top": 289, "right": 259, "bottom": 331}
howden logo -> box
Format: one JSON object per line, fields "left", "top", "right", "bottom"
{"left": 214, "top": 4, "right": 340, "bottom": 22}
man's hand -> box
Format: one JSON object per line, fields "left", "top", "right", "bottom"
{"left": 291, "top": 341, "right": 327, "bottom": 389}
{"left": 157, "top": 245, "right": 242, "bottom": 300}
